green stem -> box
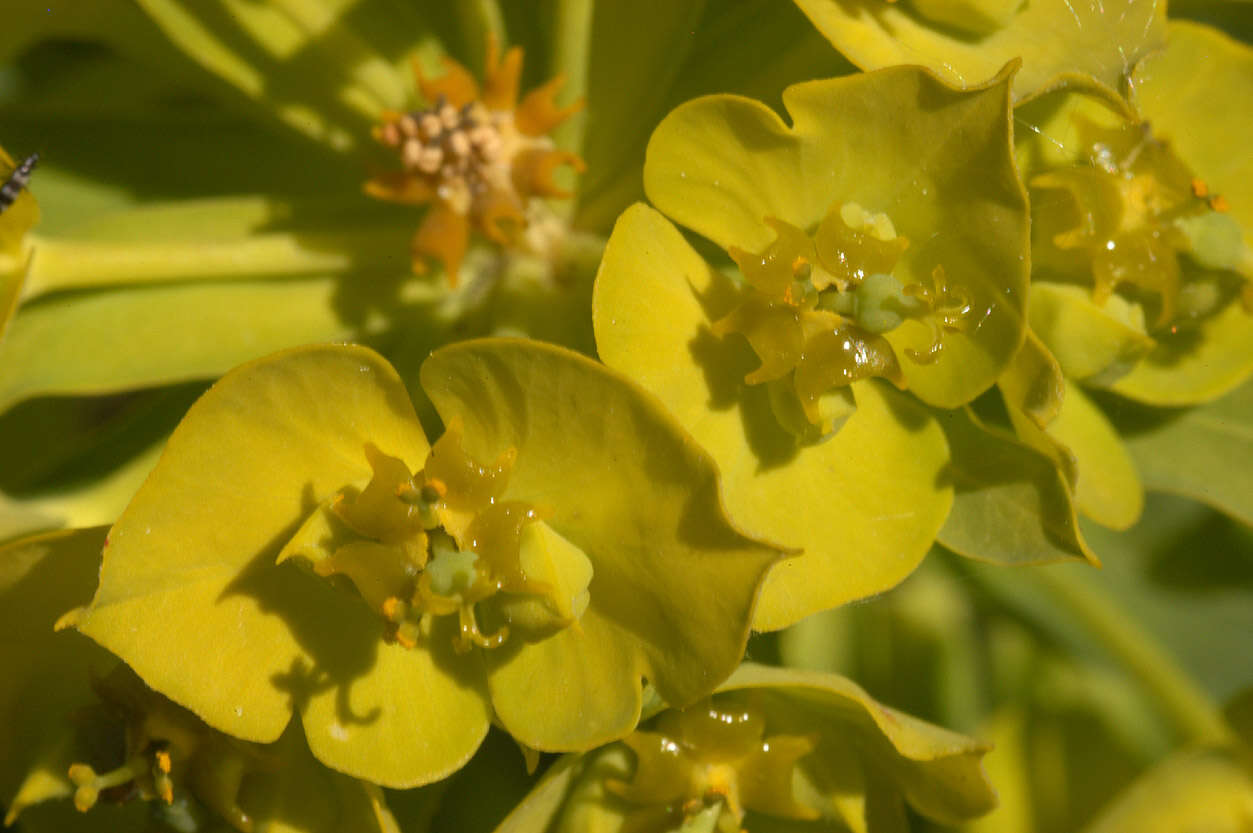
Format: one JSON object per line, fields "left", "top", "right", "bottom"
{"left": 361, "top": 782, "right": 403, "bottom": 833}
{"left": 1032, "top": 563, "right": 1234, "bottom": 746}
{"left": 550, "top": 0, "right": 593, "bottom": 162}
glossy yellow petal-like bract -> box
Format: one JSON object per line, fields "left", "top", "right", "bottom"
{"left": 594, "top": 204, "right": 952, "bottom": 630}
{"left": 1132, "top": 22, "right": 1253, "bottom": 259}
{"left": 421, "top": 338, "right": 781, "bottom": 733}
{"left": 1043, "top": 383, "right": 1143, "bottom": 530}
{"left": 69, "top": 345, "right": 453, "bottom": 784}
{"left": 643, "top": 65, "right": 1028, "bottom": 408}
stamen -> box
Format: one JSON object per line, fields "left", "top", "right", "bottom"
{"left": 308, "top": 436, "right": 564, "bottom": 653}
{"left": 68, "top": 758, "right": 144, "bottom": 812}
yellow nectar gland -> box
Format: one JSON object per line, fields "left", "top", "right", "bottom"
{"left": 365, "top": 37, "right": 585, "bottom": 285}
{"left": 1032, "top": 118, "right": 1248, "bottom": 329}
{"left": 716, "top": 202, "right": 972, "bottom": 428}
{"left": 313, "top": 426, "right": 562, "bottom": 654}
{"left": 608, "top": 698, "right": 818, "bottom": 833}
{"left": 60, "top": 665, "right": 256, "bottom": 832}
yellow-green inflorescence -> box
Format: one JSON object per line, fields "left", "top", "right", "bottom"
{"left": 283, "top": 422, "right": 591, "bottom": 655}
{"left": 59, "top": 664, "right": 259, "bottom": 832}
{"left": 609, "top": 696, "right": 817, "bottom": 833}
{"left": 366, "top": 37, "right": 584, "bottom": 286}
{"left": 716, "top": 201, "right": 973, "bottom": 435}
{"left": 1032, "top": 116, "right": 1252, "bottom": 332}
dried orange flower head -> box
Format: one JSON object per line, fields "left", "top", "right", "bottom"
{"left": 365, "top": 37, "right": 585, "bottom": 285}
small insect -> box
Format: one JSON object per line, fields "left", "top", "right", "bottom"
{"left": 0, "top": 152, "right": 39, "bottom": 213}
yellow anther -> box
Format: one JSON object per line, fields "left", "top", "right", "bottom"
{"left": 157, "top": 775, "right": 174, "bottom": 804}
{"left": 155, "top": 749, "right": 172, "bottom": 774}
{"left": 381, "top": 596, "right": 406, "bottom": 622}
{"left": 424, "top": 478, "right": 448, "bottom": 501}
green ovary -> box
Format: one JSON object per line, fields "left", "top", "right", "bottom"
{"left": 288, "top": 427, "right": 592, "bottom": 654}
{"left": 1032, "top": 119, "right": 1253, "bottom": 331}
{"left": 715, "top": 202, "right": 972, "bottom": 435}
{"left": 608, "top": 696, "right": 818, "bottom": 833}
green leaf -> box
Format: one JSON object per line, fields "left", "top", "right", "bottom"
{"left": 0, "top": 441, "right": 165, "bottom": 543}
{"left": 1105, "top": 376, "right": 1253, "bottom": 526}
{"left": 573, "top": 0, "right": 707, "bottom": 229}
{"left": 23, "top": 212, "right": 412, "bottom": 300}
{"left": 0, "top": 277, "right": 365, "bottom": 411}
{"left": 67, "top": 344, "right": 495, "bottom": 788}
{"left": 132, "top": 0, "right": 431, "bottom": 152}
{"left": 937, "top": 407, "right": 1096, "bottom": 564}
{"left": 1081, "top": 748, "right": 1253, "bottom": 833}
{"left": 792, "top": 0, "right": 1164, "bottom": 101}
{"left": 0, "top": 385, "right": 201, "bottom": 543}
{"left": 642, "top": 64, "right": 1029, "bottom": 408}
{"left": 593, "top": 204, "right": 953, "bottom": 631}
{"left": 420, "top": 338, "right": 781, "bottom": 747}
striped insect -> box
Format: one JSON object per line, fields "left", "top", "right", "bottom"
{"left": 0, "top": 152, "right": 38, "bottom": 214}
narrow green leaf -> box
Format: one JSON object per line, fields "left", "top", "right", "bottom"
{"left": 1106, "top": 377, "right": 1253, "bottom": 526}
{"left": 133, "top": 0, "right": 427, "bottom": 151}
{"left": 0, "top": 277, "right": 370, "bottom": 411}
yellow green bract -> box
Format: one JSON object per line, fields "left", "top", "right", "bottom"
{"left": 1016, "top": 49, "right": 1253, "bottom": 407}
{"left": 419, "top": 339, "right": 781, "bottom": 746}
{"left": 66, "top": 342, "right": 779, "bottom": 787}
{"left": 596, "top": 61, "right": 1035, "bottom": 628}
{"left": 595, "top": 204, "right": 952, "bottom": 630}
{"left": 1080, "top": 748, "right": 1253, "bottom": 833}
{"left": 792, "top": 0, "right": 1165, "bottom": 101}
{"left": 640, "top": 63, "right": 1029, "bottom": 409}
{"left": 495, "top": 664, "right": 996, "bottom": 833}
{"left": 0, "top": 528, "right": 385, "bottom": 833}
{"left": 936, "top": 405, "right": 1097, "bottom": 565}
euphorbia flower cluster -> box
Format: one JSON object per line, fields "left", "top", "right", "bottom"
{"left": 1, "top": 1, "right": 1251, "bottom": 832}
